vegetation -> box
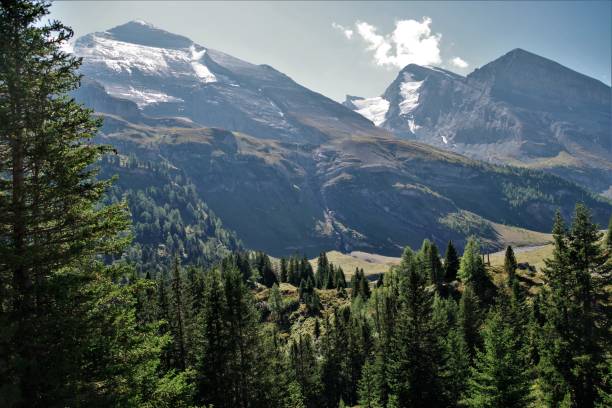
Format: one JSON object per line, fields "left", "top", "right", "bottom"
{"left": 0, "top": 2, "right": 610, "bottom": 407}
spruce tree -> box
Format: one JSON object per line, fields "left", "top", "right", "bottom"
{"left": 335, "top": 266, "right": 347, "bottom": 290}
{"left": 289, "top": 334, "right": 322, "bottom": 407}
{"left": 358, "top": 354, "right": 384, "bottom": 408}
{"left": 444, "top": 241, "right": 460, "bottom": 282}
{"left": 537, "top": 206, "right": 609, "bottom": 407}
{"left": 196, "top": 269, "right": 231, "bottom": 407}
{"left": 458, "top": 284, "right": 482, "bottom": 358}
{"left": 280, "top": 258, "right": 288, "bottom": 283}
{"left": 386, "top": 253, "right": 445, "bottom": 407}
{"left": 316, "top": 252, "right": 329, "bottom": 289}
{"left": 0, "top": 2, "right": 193, "bottom": 405}
{"left": 463, "top": 308, "right": 532, "bottom": 408}
{"left": 268, "top": 283, "right": 283, "bottom": 322}
{"left": 504, "top": 246, "right": 518, "bottom": 284}
{"left": 169, "top": 255, "right": 187, "bottom": 370}
{"left": 459, "top": 238, "right": 492, "bottom": 302}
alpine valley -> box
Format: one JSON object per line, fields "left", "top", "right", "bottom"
{"left": 72, "top": 20, "right": 611, "bottom": 258}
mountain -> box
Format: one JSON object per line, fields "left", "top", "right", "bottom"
{"left": 344, "top": 49, "right": 612, "bottom": 196}
{"left": 74, "top": 20, "right": 386, "bottom": 144}
{"left": 71, "top": 22, "right": 612, "bottom": 257}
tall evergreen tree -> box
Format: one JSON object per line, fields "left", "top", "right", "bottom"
{"left": 536, "top": 206, "right": 609, "bottom": 407}
{"left": 0, "top": 2, "right": 193, "bottom": 406}
{"left": 289, "top": 334, "right": 322, "bottom": 407}
{"left": 280, "top": 258, "right": 288, "bottom": 283}
{"left": 419, "top": 239, "right": 444, "bottom": 286}
{"left": 459, "top": 238, "right": 492, "bottom": 302}
{"left": 444, "top": 241, "right": 460, "bottom": 282}
{"left": 463, "top": 308, "right": 532, "bottom": 408}
{"left": 386, "top": 253, "right": 445, "bottom": 407}
{"left": 268, "top": 283, "right": 283, "bottom": 322}
{"left": 316, "top": 252, "right": 329, "bottom": 289}
{"left": 458, "top": 284, "right": 483, "bottom": 359}
{"left": 169, "top": 255, "right": 187, "bottom": 370}
{"left": 504, "top": 246, "right": 518, "bottom": 285}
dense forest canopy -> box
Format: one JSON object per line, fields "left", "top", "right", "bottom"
{"left": 0, "top": 1, "right": 610, "bottom": 407}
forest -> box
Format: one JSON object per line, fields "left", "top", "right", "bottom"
{"left": 1, "top": 2, "right": 611, "bottom": 407}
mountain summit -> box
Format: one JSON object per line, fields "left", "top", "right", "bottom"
{"left": 74, "top": 21, "right": 384, "bottom": 143}
{"left": 345, "top": 50, "right": 612, "bottom": 196}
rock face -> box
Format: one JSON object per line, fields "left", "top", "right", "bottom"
{"left": 72, "top": 22, "right": 612, "bottom": 256}
{"left": 345, "top": 49, "right": 612, "bottom": 196}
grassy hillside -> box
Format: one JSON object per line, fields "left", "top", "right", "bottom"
{"left": 96, "top": 115, "right": 611, "bottom": 257}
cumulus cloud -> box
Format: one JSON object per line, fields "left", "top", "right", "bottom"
{"left": 354, "top": 17, "right": 442, "bottom": 68}
{"left": 450, "top": 56, "right": 469, "bottom": 68}
{"left": 332, "top": 22, "right": 354, "bottom": 40}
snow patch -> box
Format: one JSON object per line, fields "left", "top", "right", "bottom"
{"left": 77, "top": 35, "right": 216, "bottom": 83}
{"left": 107, "top": 85, "right": 184, "bottom": 108}
{"left": 408, "top": 119, "right": 421, "bottom": 133}
{"left": 441, "top": 136, "right": 448, "bottom": 144}
{"left": 399, "top": 73, "right": 423, "bottom": 115}
{"left": 352, "top": 97, "right": 390, "bottom": 126}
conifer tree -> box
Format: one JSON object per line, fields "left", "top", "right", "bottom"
{"left": 289, "top": 334, "right": 322, "bottom": 407}
{"left": 358, "top": 354, "right": 385, "bottom": 408}
{"left": 0, "top": 2, "right": 191, "bottom": 405}
{"left": 459, "top": 238, "right": 492, "bottom": 302}
{"left": 536, "top": 206, "right": 609, "bottom": 407}
{"left": 268, "top": 283, "right": 283, "bottom": 322}
{"left": 458, "top": 284, "right": 482, "bottom": 358}
{"left": 444, "top": 241, "right": 460, "bottom": 282}
{"left": 335, "top": 266, "right": 347, "bottom": 289}
{"left": 386, "top": 253, "right": 445, "bottom": 407}
{"left": 170, "top": 255, "right": 187, "bottom": 370}
{"left": 280, "top": 257, "right": 288, "bottom": 283}
{"left": 419, "top": 239, "right": 444, "bottom": 286}
{"left": 316, "top": 252, "right": 329, "bottom": 288}
{"left": 463, "top": 308, "right": 532, "bottom": 408}
{"left": 504, "top": 246, "right": 518, "bottom": 284}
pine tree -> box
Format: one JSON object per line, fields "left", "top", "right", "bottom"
{"left": 254, "top": 251, "right": 277, "bottom": 287}
{"left": 444, "top": 241, "right": 460, "bottom": 282}
{"left": 268, "top": 283, "right": 283, "bottom": 322}
{"left": 504, "top": 246, "right": 518, "bottom": 284}
{"left": 316, "top": 252, "right": 329, "bottom": 289}
{"left": 459, "top": 238, "right": 492, "bottom": 302}
{"left": 335, "top": 266, "right": 347, "bottom": 289}
{"left": 419, "top": 239, "right": 444, "bottom": 286}
{"left": 462, "top": 308, "right": 532, "bottom": 408}
{"left": 536, "top": 206, "right": 609, "bottom": 407}
{"left": 280, "top": 258, "right": 288, "bottom": 283}
{"left": 358, "top": 354, "right": 384, "bottom": 408}
{"left": 459, "top": 284, "right": 482, "bottom": 358}
{"left": 386, "top": 253, "right": 445, "bottom": 407}
{"left": 0, "top": 3, "right": 194, "bottom": 405}
{"left": 288, "top": 334, "right": 322, "bottom": 407}
{"left": 169, "top": 255, "right": 187, "bottom": 370}
{"left": 196, "top": 269, "right": 231, "bottom": 406}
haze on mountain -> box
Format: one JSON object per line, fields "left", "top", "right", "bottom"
{"left": 71, "top": 20, "right": 611, "bottom": 257}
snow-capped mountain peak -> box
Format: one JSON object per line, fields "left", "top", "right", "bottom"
{"left": 73, "top": 20, "right": 382, "bottom": 143}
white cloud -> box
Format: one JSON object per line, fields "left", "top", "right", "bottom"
{"left": 450, "top": 56, "right": 469, "bottom": 68}
{"left": 354, "top": 17, "right": 441, "bottom": 68}
{"left": 332, "top": 22, "right": 354, "bottom": 40}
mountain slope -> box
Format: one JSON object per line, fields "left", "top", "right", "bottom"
{"left": 71, "top": 23, "right": 612, "bottom": 257}
{"left": 345, "top": 49, "right": 612, "bottom": 196}
{"left": 94, "top": 111, "right": 610, "bottom": 257}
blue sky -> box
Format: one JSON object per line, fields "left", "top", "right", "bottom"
{"left": 50, "top": 1, "right": 611, "bottom": 101}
